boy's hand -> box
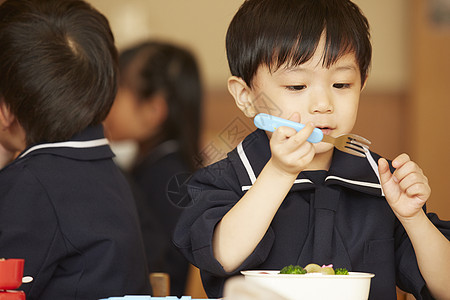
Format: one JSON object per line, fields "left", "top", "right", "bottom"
{"left": 268, "top": 113, "right": 316, "bottom": 176}
{"left": 378, "top": 154, "right": 431, "bottom": 220}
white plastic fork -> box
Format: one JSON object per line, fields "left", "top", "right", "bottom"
{"left": 254, "top": 113, "right": 371, "bottom": 158}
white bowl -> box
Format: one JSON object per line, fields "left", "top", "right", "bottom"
{"left": 241, "top": 270, "right": 375, "bottom": 300}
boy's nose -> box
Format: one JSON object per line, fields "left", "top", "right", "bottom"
{"left": 310, "top": 94, "right": 333, "bottom": 113}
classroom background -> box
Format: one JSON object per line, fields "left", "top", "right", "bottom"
{"left": 86, "top": 0, "right": 450, "bottom": 221}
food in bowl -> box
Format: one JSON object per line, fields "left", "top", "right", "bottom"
{"left": 241, "top": 264, "right": 375, "bottom": 300}
{"left": 280, "top": 263, "right": 349, "bottom": 275}
{"left": 279, "top": 265, "right": 307, "bottom": 274}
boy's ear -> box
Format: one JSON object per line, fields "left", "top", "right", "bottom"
{"left": 227, "top": 76, "right": 257, "bottom": 117}
{"left": 0, "top": 101, "right": 16, "bottom": 128}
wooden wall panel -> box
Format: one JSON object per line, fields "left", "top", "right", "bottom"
{"left": 409, "top": 0, "right": 450, "bottom": 219}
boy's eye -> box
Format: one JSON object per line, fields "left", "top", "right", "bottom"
{"left": 286, "top": 85, "right": 306, "bottom": 91}
{"left": 333, "top": 83, "right": 351, "bottom": 89}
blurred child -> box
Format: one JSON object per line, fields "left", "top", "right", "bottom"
{"left": 0, "top": 0, "right": 151, "bottom": 298}
{"left": 173, "top": 0, "right": 450, "bottom": 299}
{"left": 104, "top": 41, "right": 203, "bottom": 296}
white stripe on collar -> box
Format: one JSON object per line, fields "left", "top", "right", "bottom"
{"left": 19, "top": 138, "right": 109, "bottom": 159}
{"left": 325, "top": 176, "right": 382, "bottom": 190}
{"left": 237, "top": 141, "right": 257, "bottom": 185}
{"left": 242, "top": 177, "right": 380, "bottom": 192}
{"left": 242, "top": 178, "right": 312, "bottom": 191}
{"left": 363, "top": 147, "right": 384, "bottom": 196}
{"left": 237, "top": 141, "right": 382, "bottom": 193}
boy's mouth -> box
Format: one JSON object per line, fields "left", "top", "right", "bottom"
{"left": 316, "top": 126, "right": 333, "bottom": 136}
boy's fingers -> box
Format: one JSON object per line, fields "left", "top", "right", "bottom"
{"left": 292, "top": 122, "right": 315, "bottom": 144}
{"left": 405, "top": 183, "right": 430, "bottom": 202}
{"left": 393, "top": 161, "right": 424, "bottom": 183}
{"left": 396, "top": 169, "right": 430, "bottom": 199}
{"left": 378, "top": 157, "right": 393, "bottom": 184}
{"left": 391, "top": 153, "right": 410, "bottom": 169}
{"left": 273, "top": 125, "right": 297, "bottom": 140}
{"left": 274, "top": 112, "right": 302, "bottom": 138}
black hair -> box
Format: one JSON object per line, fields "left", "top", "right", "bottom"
{"left": 226, "top": 0, "right": 371, "bottom": 87}
{"left": 0, "top": 0, "right": 118, "bottom": 145}
{"left": 119, "top": 41, "right": 203, "bottom": 171}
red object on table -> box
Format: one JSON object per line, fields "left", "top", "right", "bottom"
{"left": 0, "top": 259, "right": 24, "bottom": 290}
{"left": 0, "top": 291, "right": 25, "bottom": 300}
{"left": 0, "top": 259, "right": 26, "bottom": 299}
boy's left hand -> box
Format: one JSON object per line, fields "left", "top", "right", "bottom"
{"left": 378, "top": 154, "right": 431, "bottom": 220}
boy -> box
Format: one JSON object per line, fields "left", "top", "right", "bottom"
{"left": 0, "top": 0, "right": 151, "bottom": 299}
{"left": 173, "top": 0, "right": 450, "bottom": 299}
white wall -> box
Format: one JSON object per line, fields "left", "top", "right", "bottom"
{"left": 87, "top": 0, "right": 409, "bottom": 93}
{"left": 87, "top": 0, "right": 242, "bottom": 91}
{"left": 353, "top": 0, "right": 410, "bottom": 92}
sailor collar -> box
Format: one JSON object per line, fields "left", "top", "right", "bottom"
{"left": 230, "top": 129, "right": 384, "bottom": 197}
{"left": 16, "top": 125, "right": 114, "bottom": 162}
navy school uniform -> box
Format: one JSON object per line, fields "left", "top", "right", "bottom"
{"left": 0, "top": 125, "right": 151, "bottom": 300}
{"left": 173, "top": 129, "right": 450, "bottom": 300}
{"left": 129, "top": 140, "right": 190, "bottom": 297}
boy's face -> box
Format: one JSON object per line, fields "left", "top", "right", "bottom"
{"left": 104, "top": 86, "right": 167, "bottom": 142}
{"left": 247, "top": 39, "right": 363, "bottom": 156}
{"left": 104, "top": 86, "right": 148, "bottom": 141}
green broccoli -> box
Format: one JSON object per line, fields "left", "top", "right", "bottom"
{"left": 279, "top": 265, "right": 307, "bottom": 274}
{"left": 334, "top": 268, "right": 349, "bottom": 275}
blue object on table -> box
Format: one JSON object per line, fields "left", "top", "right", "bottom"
{"left": 253, "top": 113, "right": 323, "bottom": 143}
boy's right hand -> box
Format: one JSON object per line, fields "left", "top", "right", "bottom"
{"left": 268, "top": 113, "right": 316, "bottom": 176}
{"left": 214, "top": 113, "right": 316, "bottom": 272}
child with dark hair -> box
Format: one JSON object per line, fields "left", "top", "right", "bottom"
{"left": 0, "top": 0, "right": 151, "bottom": 299}
{"left": 104, "top": 41, "right": 203, "bottom": 296}
{"left": 173, "top": 0, "right": 450, "bottom": 299}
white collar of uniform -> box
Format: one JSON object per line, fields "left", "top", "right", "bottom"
{"left": 236, "top": 130, "right": 383, "bottom": 196}
{"left": 18, "top": 138, "right": 109, "bottom": 159}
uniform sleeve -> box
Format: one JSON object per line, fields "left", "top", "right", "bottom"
{"left": 395, "top": 210, "right": 450, "bottom": 299}
{"left": 0, "top": 166, "right": 65, "bottom": 298}
{"left": 173, "top": 159, "right": 275, "bottom": 277}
